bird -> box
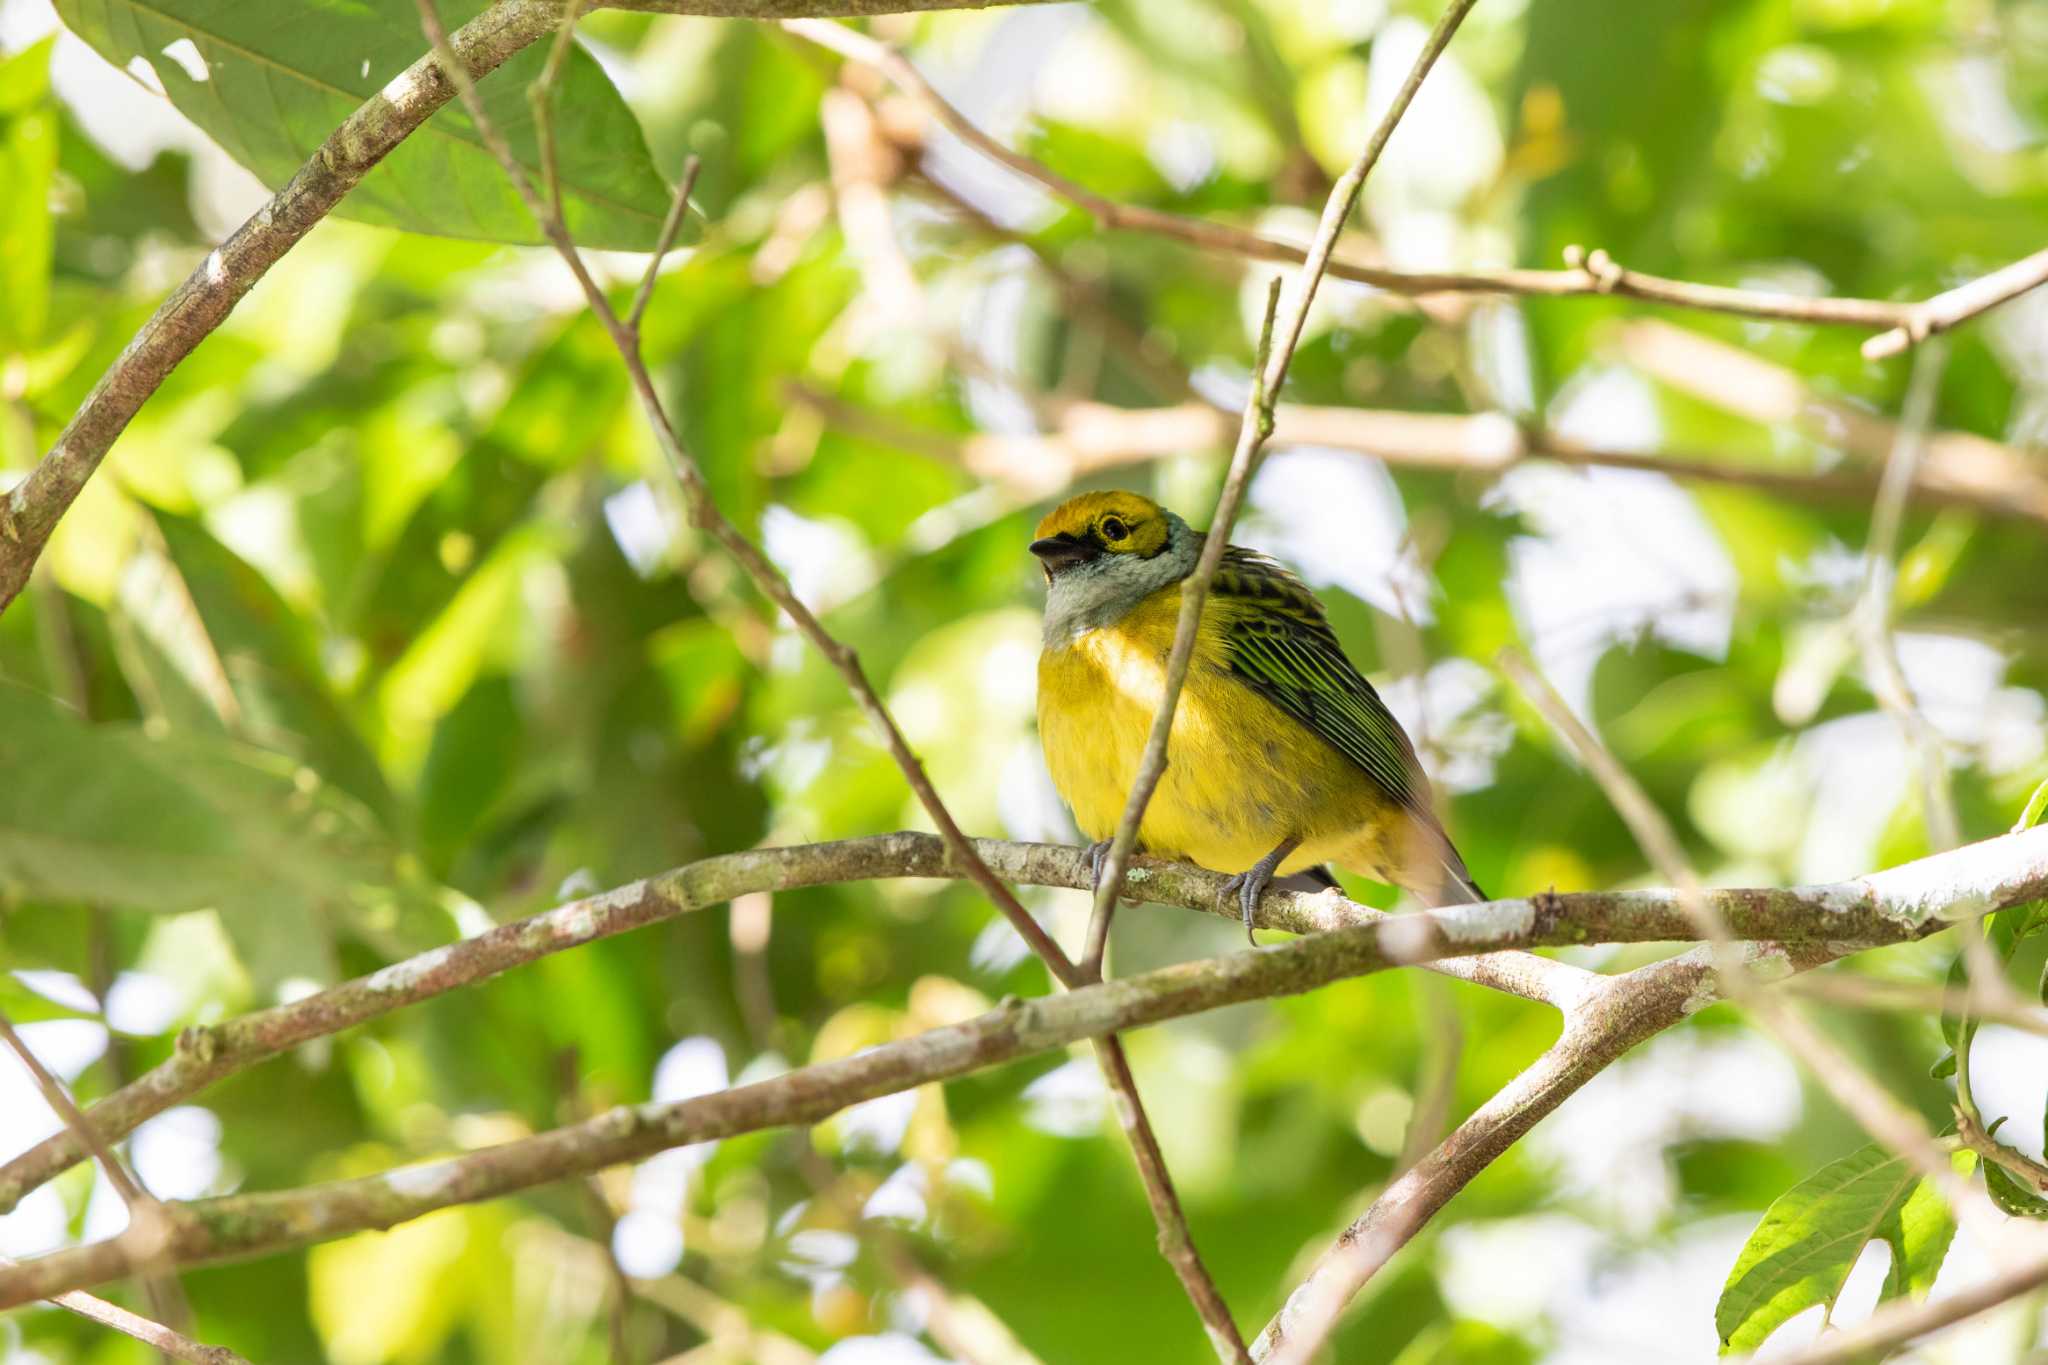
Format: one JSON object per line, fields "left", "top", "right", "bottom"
{"left": 1030, "top": 489, "right": 1483, "bottom": 940}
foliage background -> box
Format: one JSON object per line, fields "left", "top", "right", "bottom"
{"left": 2, "top": 0, "right": 2048, "bottom": 1360}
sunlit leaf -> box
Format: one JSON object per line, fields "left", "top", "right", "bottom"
{"left": 1716, "top": 1144, "right": 1956, "bottom": 1355}
{"left": 51, "top": 0, "right": 676, "bottom": 248}
{"left": 0, "top": 682, "right": 433, "bottom": 991}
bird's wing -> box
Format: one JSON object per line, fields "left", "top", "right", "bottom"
{"left": 1211, "top": 544, "right": 1423, "bottom": 811}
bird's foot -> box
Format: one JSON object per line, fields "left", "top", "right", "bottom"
{"left": 1086, "top": 839, "right": 1114, "bottom": 897}
{"left": 1220, "top": 838, "right": 1303, "bottom": 945}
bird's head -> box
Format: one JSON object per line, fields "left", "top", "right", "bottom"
{"left": 1029, "top": 490, "right": 1175, "bottom": 581}
{"left": 1031, "top": 491, "right": 1196, "bottom": 639}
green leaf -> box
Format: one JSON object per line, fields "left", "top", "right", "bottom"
{"left": 1983, "top": 1161, "right": 2048, "bottom": 1219}
{"left": 148, "top": 510, "right": 396, "bottom": 824}
{"left": 0, "top": 38, "right": 55, "bottom": 349}
{"left": 51, "top": 0, "right": 674, "bottom": 248}
{"left": 0, "top": 682, "right": 433, "bottom": 993}
{"left": 1716, "top": 1144, "right": 1957, "bottom": 1355}
{"left": 0, "top": 971, "right": 99, "bottom": 1025}
{"left": 2016, "top": 778, "right": 2048, "bottom": 834}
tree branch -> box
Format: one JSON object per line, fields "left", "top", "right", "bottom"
{"left": 0, "top": 828, "right": 2041, "bottom": 1313}
{"left": 1253, "top": 940, "right": 1835, "bottom": 1362}
{"left": 779, "top": 19, "right": 2048, "bottom": 357}
{"left": 1769, "top": 1241, "right": 2048, "bottom": 1364}
{"left": 39, "top": 1282, "right": 250, "bottom": 1365}
{"left": 7, "top": 825, "right": 2048, "bottom": 1309}
{"left": 1861, "top": 241, "right": 2048, "bottom": 359}
{"left": 0, "top": 1007, "right": 198, "bottom": 1351}
{"left": 792, "top": 385, "right": 2048, "bottom": 531}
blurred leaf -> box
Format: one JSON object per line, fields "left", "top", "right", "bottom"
{"left": 1983, "top": 1160, "right": 2048, "bottom": 1220}
{"left": 1715, "top": 1144, "right": 1955, "bottom": 1355}
{"left": 1895, "top": 508, "right": 1976, "bottom": 610}
{"left": 309, "top": 1203, "right": 511, "bottom": 1363}
{"left": 0, "top": 970, "right": 97, "bottom": 1024}
{"left": 0, "top": 38, "right": 55, "bottom": 349}
{"left": 2018, "top": 778, "right": 2048, "bottom": 835}
{"left": 0, "top": 682, "right": 433, "bottom": 992}
{"left": 150, "top": 509, "right": 397, "bottom": 822}
{"left": 51, "top": 0, "right": 676, "bottom": 248}
{"left": 1390, "top": 1319, "right": 1538, "bottom": 1365}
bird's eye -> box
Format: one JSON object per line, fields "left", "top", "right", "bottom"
{"left": 1100, "top": 516, "right": 1129, "bottom": 542}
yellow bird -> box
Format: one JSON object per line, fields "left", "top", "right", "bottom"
{"left": 1031, "top": 489, "right": 1482, "bottom": 937}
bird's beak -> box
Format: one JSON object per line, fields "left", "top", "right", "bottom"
{"left": 1029, "top": 532, "right": 1100, "bottom": 576}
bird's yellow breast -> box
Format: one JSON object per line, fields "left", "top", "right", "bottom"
{"left": 1036, "top": 583, "right": 1396, "bottom": 877}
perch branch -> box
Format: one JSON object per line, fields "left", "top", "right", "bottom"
{"left": 0, "top": 829, "right": 2040, "bottom": 1267}
{"left": 9, "top": 823, "right": 2048, "bottom": 1309}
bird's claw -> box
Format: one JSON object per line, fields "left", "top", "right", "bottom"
{"left": 1086, "top": 839, "right": 1114, "bottom": 896}
{"left": 1219, "top": 869, "right": 1265, "bottom": 945}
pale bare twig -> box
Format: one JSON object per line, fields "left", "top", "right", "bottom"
{"left": 9, "top": 827, "right": 2037, "bottom": 1226}
{"left": 5, "top": 830, "right": 2043, "bottom": 1309}
{"left": 1862, "top": 241, "right": 2048, "bottom": 359}
{"left": 1078, "top": 275, "right": 1279, "bottom": 982}
{"left": 0, "top": 831, "right": 1615, "bottom": 1218}
{"left": 1085, "top": 0, "right": 1483, "bottom": 978}
{"left": 1615, "top": 319, "right": 2048, "bottom": 523}
{"left": 37, "top": 1279, "right": 250, "bottom": 1365}
{"left": 632, "top": 1271, "right": 817, "bottom": 1364}
{"left": 781, "top": 20, "right": 2048, "bottom": 366}
{"left": 0, "top": 1008, "right": 199, "bottom": 1354}
{"left": 412, "top": 0, "right": 1075, "bottom": 989}
{"left": 1770, "top": 1241, "right": 2048, "bottom": 1364}
{"left": 1780, "top": 971, "right": 2048, "bottom": 1035}
{"left": 1856, "top": 338, "right": 1961, "bottom": 853}
{"left": 12, "top": 827, "right": 2048, "bottom": 1312}
{"left": 1250, "top": 941, "right": 1838, "bottom": 1362}
{"left": 1497, "top": 649, "right": 2000, "bottom": 1244}
{"left": 1062, "top": 9, "right": 1486, "bottom": 1341}
{"left": 7, "top": 0, "right": 2033, "bottom": 619}
{"left": 0, "top": 0, "right": 1075, "bottom": 616}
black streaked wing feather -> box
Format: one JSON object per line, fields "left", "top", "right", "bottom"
{"left": 1213, "top": 545, "right": 1422, "bottom": 810}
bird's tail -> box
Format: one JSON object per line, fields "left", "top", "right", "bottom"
{"left": 1400, "top": 818, "right": 1485, "bottom": 907}
{"left": 1427, "top": 846, "right": 1486, "bottom": 906}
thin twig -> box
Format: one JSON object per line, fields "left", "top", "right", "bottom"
{"left": 0, "top": 1007, "right": 193, "bottom": 1349}
{"left": 1780, "top": 971, "right": 2048, "bottom": 1035}
{"left": 775, "top": 18, "right": 2043, "bottom": 355}
{"left": 1770, "top": 1241, "right": 2048, "bottom": 1364}
{"left": 1062, "top": 8, "right": 1484, "bottom": 1344}
{"left": 0, "top": 832, "right": 1594, "bottom": 1217}
{"left": 1862, "top": 241, "right": 2048, "bottom": 359}
{"left": 1079, "top": 278, "right": 1281, "bottom": 979}
{"left": 0, "top": 829, "right": 2042, "bottom": 1310}
{"left": 408, "top": 7, "right": 1263, "bottom": 1350}
{"left": 41, "top": 1281, "right": 250, "bottom": 1365}
{"left": 1086, "top": 0, "right": 1484, "bottom": 973}
{"left": 1, "top": 850, "right": 2024, "bottom": 1316}
{"left": 1497, "top": 648, "right": 1998, "bottom": 1243}
{"left": 1855, "top": 338, "right": 1960, "bottom": 852}
{"left": 6, "top": 826, "right": 2043, "bottom": 1223}
{"left": 1250, "top": 941, "right": 1831, "bottom": 1362}
{"left": 413, "top": 0, "right": 1078, "bottom": 989}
